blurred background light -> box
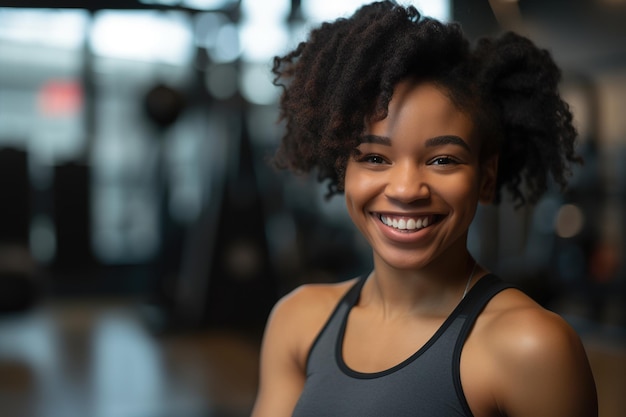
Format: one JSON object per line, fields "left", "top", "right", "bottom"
{"left": 212, "top": 23, "right": 241, "bottom": 62}
{"left": 240, "top": 0, "right": 291, "bottom": 62}
{"left": 239, "top": 0, "right": 291, "bottom": 62}
{"left": 37, "top": 79, "right": 83, "bottom": 118}
{"left": 301, "top": 0, "right": 377, "bottom": 22}
{"left": 555, "top": 203, "right": 585, "bottom": 238}
{"left": 90, "top": 11, "right": 194, "bottom": 65}
{"left": 239, "top": 22, "right": 290, "bottom": 63}
{"left": 240, "top": 64, "right": 279, "bottom": 105}
{"left": 406, "top": 0, "right": 450, "bottom": 21}
{"left": 241, "top": 0, "right": 291, "bottom": 22}
{"left": 194, "top": 12, "right": 241, "bottom": 63}
{"left": 92, "top": 315, "right": 165, "bottom": 417}
{"left": 194, "top": 12, "right": 228, "bottom": 49}
{"left": 302, "top": 0, "right": 450, "bottom": 23}
{"left": 0, "top": 8, "right": 88, "bottom": 49}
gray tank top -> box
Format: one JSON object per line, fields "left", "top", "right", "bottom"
{"left": 292, "top": 274, "right": 514, "bottom": 417}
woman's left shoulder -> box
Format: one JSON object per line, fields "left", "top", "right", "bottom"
{"left": 469, "top": 282, "right": 598, "bottom": 416}
{"left": 479, "top": 284, "right": 582, "bottom": 358}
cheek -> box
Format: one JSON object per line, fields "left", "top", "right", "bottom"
{"left": 344, "top": 164, "right": 378, "bottom": 216}
{"left": 343, "top": 165, "right": 360, "bottom": 210}
{"left": 344, "top": 181, "right": 365, "bottom": 216}
{"left": 438, "top": 175, "right": 480, "bottom": 209}
{"left": 344, "top": 162, "right": 367, "bottom": 193}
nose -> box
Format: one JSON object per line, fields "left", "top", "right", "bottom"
{"left": 384, "top": 162, "right": 430, "bottom": 204}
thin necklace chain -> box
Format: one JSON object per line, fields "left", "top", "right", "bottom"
{"left": 461, "top": 260, "right": 478, "bottom": 300}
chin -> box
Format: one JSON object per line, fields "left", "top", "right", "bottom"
{"left": 373, "top": 250, "right": 435, "bottom": 271}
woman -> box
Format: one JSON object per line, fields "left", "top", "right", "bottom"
{"left": 252, "top": 2, "right": 598, "bottom": 416}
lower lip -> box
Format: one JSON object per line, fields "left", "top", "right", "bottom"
{"left": 373, "top": 214, "right": 436, "bottom": 244}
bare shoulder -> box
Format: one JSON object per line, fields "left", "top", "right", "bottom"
{"left": 265, "top": 278, "right": 359, "bottom": 366}
{"left": 271, "top": 278, "right": 358, "bottom": 328}
{"left": 478, "top": 288, "right": 585, "bottom": 362}
{"left": 252, "top": 278, "right": 360, "bottom": 417}
{"left": 471, "top": 286, "right": 598, "bottom": 416}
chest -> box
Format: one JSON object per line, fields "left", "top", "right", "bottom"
{"left": 295, "top": 301, "right": 506, "bottom": 417}
{"left": 293, "top": 306, "right": 471, "bottom": 417}
{"left": 342, "top": 311, "right": 446, "bottom": 373}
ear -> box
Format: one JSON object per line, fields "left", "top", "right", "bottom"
{"left": 479, "top": 155, "right": 498, "bottom": 204}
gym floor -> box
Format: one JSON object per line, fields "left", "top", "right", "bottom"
{"left": 0, "top": 297, "right": 624, "bottom": 417}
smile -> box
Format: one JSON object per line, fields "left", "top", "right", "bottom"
{"left": 378, "top": 214, "right": 437, "bottom": 231}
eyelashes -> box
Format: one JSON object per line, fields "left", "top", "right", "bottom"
{"left": 352, "top": 151, "right": 461, "bottom": 167}
{"left": 356, "top": 154, "right": 387, "bottom": 164}
{"left": 428, "top": 156, "right": 461, "bottom": 166}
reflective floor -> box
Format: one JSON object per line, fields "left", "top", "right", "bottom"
{"left": 0, "top": 298, "right": 624, "bottom": 417}
{"left": 0, "top": 299, "right": 260, "bottom": 417}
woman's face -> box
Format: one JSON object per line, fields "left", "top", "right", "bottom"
{"left": 344, "top": 81, "right": 497, "bottom": 271}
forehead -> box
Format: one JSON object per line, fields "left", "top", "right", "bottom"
{"left": 368, "top": 81, "right": 475, "bottom": 140}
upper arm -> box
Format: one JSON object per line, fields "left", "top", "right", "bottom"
{"left": 251, "top": 291, "right": 308, "bottom": 417}
{"left": 493, "top": 310, "right": 598, "bottom": 417}
{"left": 251, "top": 281, "right": 348, "bottom": 417}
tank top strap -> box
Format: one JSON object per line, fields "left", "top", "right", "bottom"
{"left": 344, "top": 274, "right": 515, "bottom": 323}
{"left": 452, "top": 274, "right": 519, "bottom": 416}
{"left": 457, "top": 274, "right": 517, "bottom": 321}
{"left": 344, "top": 274, "right": 368, "bottom": 306}
{"left": 303, "top": 275, "right": 367, "bottom": 371}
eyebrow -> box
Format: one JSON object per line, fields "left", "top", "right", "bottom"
{"left": 425, "top": 135, "right": 471, "bottom": 152}
{"left": 359, "top": 134, "right": 471, "bottom": 152}
{"left": 359, "top": 134, "right": 391, "bottom": 145}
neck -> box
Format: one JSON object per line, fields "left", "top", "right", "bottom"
{"left": 362, "top": 251, "right": 476, "bottom": 317}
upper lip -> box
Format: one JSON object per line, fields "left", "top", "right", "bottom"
{"left": 372, "top": 211, "right": 440, "bottom": 218}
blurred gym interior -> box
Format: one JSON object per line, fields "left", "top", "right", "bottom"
{"left": 0, "top": 1, "right": 624, "bottom": 416}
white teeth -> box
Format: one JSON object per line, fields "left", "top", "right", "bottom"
{"left": 380, "top": 215, "right": 432, "bottom": 231}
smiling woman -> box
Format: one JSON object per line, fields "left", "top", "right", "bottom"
{"left": 251, "top": 1, "right": 597, "bottom": 417}
{"left": 344, "top": 82, "right": 491, "bottom": 273}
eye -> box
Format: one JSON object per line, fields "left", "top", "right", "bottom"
{"left": 429, "top": 156, "right": 459, "bottom": 166}
{"left": 354, "top": 152, "right": 388, "bottom": 165}
{"left": 362, "top": 154, "right": 386, "bottom": 164}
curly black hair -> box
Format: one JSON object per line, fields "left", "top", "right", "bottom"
{"left": 271, "top": 0, "right": 581, "bottom": 206}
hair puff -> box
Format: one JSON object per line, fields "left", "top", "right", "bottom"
{"left": 271, "top": 0, "right": 580, "bottom": 206}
